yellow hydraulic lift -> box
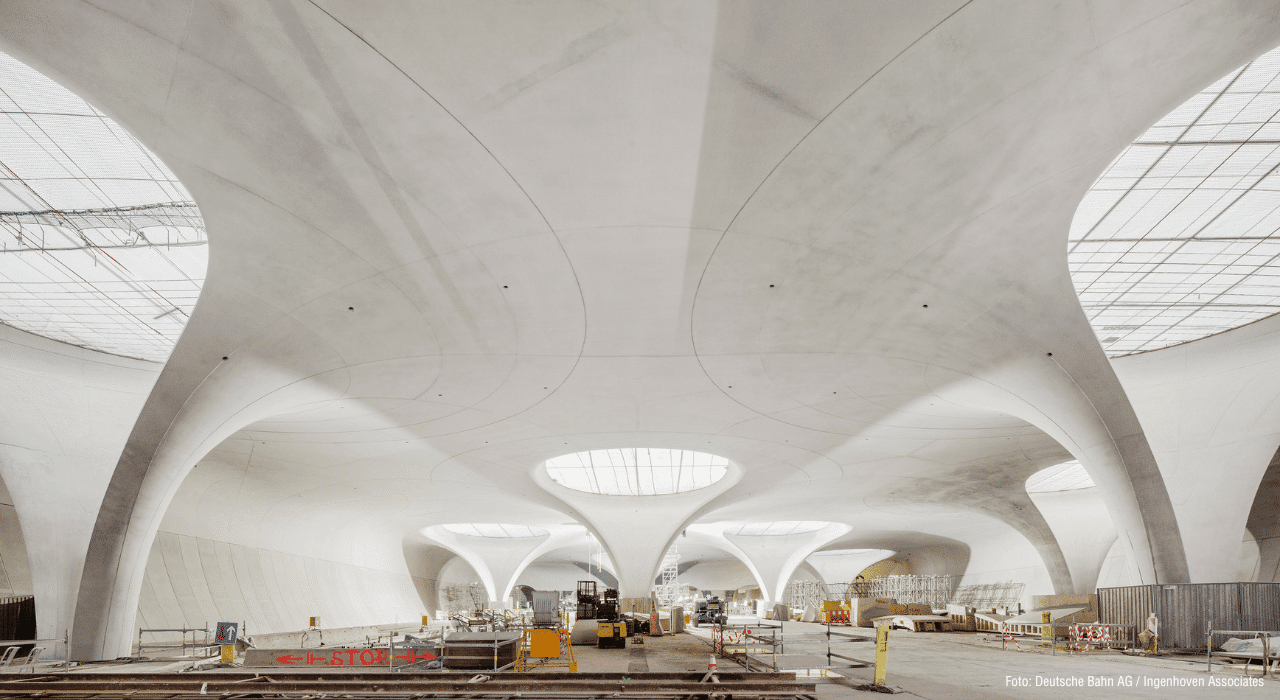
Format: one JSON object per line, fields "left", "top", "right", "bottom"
{"left": 514, "top": 628, "right": 576, "bottom": 672}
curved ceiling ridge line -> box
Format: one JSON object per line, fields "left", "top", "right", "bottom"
{"left": 182, "top": 161, "right": 372, "bottom": 279}
{"left": 686, "top": 0, "right": 974, "bottom": 409}
{"left": 1075, "top": 57, "right": 1252, "bottom": 245}
{"left": 303, "top": 0, "right": 589, "bottom": 364}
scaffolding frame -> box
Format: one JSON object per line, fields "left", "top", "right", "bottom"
{"left": 780, "top": 575, "right": 1024, "bottom": 612}
{"left": 654, "top": 545, "right": 679, "bottom": 608}
{"left": 949, "top": 581, "right": 1025, "bottom": 609}
{"left": 814, "top": 575, "right": 958, "bottom": 608}
{"left": 783, "top": 580, "right": 825, "bottom": 611}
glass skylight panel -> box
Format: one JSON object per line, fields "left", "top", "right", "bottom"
{"left": 1069, "top": 45, "right": 1280, "bottom": 356}
{"left": 440, "top": 524, "right": 549, "bottom": 539}
{"left": 810, "top": 548, "right": 874, "bottom": 557}
{"left": 1025, "top": 461, "right": 1095, "bottom": 494}
{"left": 724, "top": 521, "right": 831, "bottom": 537}
{"left": 0, "top": 51, "right": 206, "bottom": 361}
{"left": 545, "top": 449, "right": 729, "bottom": 495}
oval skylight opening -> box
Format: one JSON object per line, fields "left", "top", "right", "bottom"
{"left": 0, "top": 50, "right": 206, "bottom": 361}
{"left": 439, "top": 523, "right": 549, "bottom": 539}
{"left": 1070, "top": 45, "right": 1280, "bottom": 357}
{"left": 544, "top": 448, "right": 728, "bottom": 495}
{"left": 1026, "top": 461, "right": 1095, "bottom": 494}
{"left": 809, "top": 548, "right": 877, "bottom": 557}
{"left": 724, "top": 521, "right": 831, "bottom": 537}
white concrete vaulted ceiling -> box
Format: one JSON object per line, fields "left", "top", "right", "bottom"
{"left": 0, "top": 0, "right": 1278, "bottom": 662}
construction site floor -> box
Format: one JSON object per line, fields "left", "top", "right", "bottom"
{"left": 686, "top": 619, "right": 1278, "bottom": 698}
{"left": 26, "top": 623, "right": 1280, "bottom": 698}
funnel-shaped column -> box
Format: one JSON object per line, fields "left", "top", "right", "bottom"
{"left": 424, "top": 524, "right": 600, "bottom": 605}
{"left": 723, "top": 522, "right": 851, "bottom": 604}
{"left": 1029, "top": 486, "right": 1118, "bottom": 594}
{"left": 682, "top": 525, "right": 770, "bottom": 595}
{"left": 533, "top": 452, "right": 741, "bottom": 598}
{"left": 423, "top": 525, "right": 549, "bottom": 605}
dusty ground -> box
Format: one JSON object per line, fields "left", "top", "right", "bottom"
{"left": 689, "top": 620, "right": 1279, "bottom": 699}
{"left": 567, "top": 630, "right": 717, "bottom": 673}
{"left": 43, "top": 621, "right": 1280, "bottom": 698}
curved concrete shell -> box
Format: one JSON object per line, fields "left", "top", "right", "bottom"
{"left": 0, "top": 0, "right": 1277, "bottom": 662}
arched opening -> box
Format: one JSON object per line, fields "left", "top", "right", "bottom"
{"left": 0, "top": 475, "right": 30, "bottom": 598}
{"left": 1242, "top": 444, "right": 1280, "bottom": 581}
{"left": 0, "top": 473, "right": 33, "bottom": 646}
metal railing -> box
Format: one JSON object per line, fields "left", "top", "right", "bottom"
{"left": 712, "top": 619, "right": 874, "bottom": 675}
{"left": 136, "top": 627, "right": 214, "bottom": 659}
{"left": 994, "top": 621, "right": 1135, "bottom": 654}
{"left": 713, "top": 620, "right": 782, "bottom": 671}
{"left": 0, "top": 631, "right": 68, "bottom": 671}
{"left": 777, "top": 621, "right": 875, "bottom": 675}
{"left": 813, "top": 575, "right": 970, "bottom": 608}
{"left": 1207, "top": 629, "right": 1280, "bottom": 677}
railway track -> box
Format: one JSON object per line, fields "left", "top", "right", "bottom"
{"left": 0, "top": 670, "right": 817, "bottom": 699}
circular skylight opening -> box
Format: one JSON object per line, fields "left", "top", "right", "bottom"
{"left": 724, "top": 521, "right": 831, "bottom": 537}
{"left": 0, "top": 50, "right": 206, "bottom": 361}
{"left": 440, "top": 523, "right": 549, "bottom": 538}
{"left": 544, "top": 448, "right": 728, "bottom": 495}
{"left": 1026, "top": 461, "right": 1095, "bottom": 494}
{"left": 1070, "top": 45, "right": 1280, "bottom": 356}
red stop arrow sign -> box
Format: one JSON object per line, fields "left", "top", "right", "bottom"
{"left": 395, "top": 650, "right": 437, "bottom": 664}
{"left": 275, "top": 654, "right": 302, "bottom": 665}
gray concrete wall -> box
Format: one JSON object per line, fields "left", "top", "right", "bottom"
{"left": 1243, "top": 445, "right": 1280, "bottom": 582}
{"left": 0, "top": 477, "right": 31, "bottom": 598}
{"left": 0, "top": 322, "right": 158, "bottom": 651}
{"left": 950, "top": 522, "right": 1054, "bottom": 610}
{"left": 513, "top": 562, "right": 614, "bottom": 593}
{"left": 135, "top": 531, "right": 433, "bottom": 642}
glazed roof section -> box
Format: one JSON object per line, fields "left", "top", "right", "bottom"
{"left": 1070, "top": 46, "right": 1280, "bottom": 356}
{"left": 544, "top": 448, "right": 728, "bottom": 496}
{"left": 0, "top": 51, "right": 205, "bottom": 361}
{"left": 439, "top": 524, "right": 550, "bottom": 538}
{"left": 1025, "top": 460, "right": 1095, "bottom": 494}
{"left": 724, "top": 521, "right": 831, "bottom": 537}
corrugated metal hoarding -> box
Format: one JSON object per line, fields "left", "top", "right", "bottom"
{"left": 1099, "top": 583, "right": 1280, "bottom": 650}
{"left": 1098, "top": 585, "right": 1151, "bottom": 643}
{"left": 1239, "top": 583, "right": 1280, "bottom": 631}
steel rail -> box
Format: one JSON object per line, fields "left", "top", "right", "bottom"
{"left": 0, "top": 671, "right": 816, "bottom": 698}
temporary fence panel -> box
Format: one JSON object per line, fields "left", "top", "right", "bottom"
{"left": 1157, "top": 583, "right": 1238, "bottom": 651}
{"left": 1099, "top": 583, "right": 1280, "bottom": 651}
{"left": 1239, "top": 583, "right": 1280, "bottom": 632}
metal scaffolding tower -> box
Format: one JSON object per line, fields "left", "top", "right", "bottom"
{"left": 654, "top": 545, "right": 679, "bottom": 607}
{"left": 949, "top": 581, "right": 1024, "bottom": 608}
{"left": 783, "top": 580, "right": 824, "bottom": 611}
